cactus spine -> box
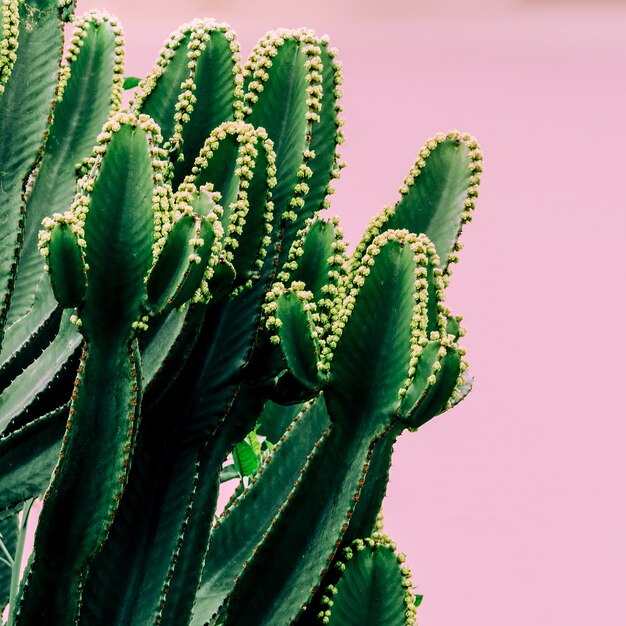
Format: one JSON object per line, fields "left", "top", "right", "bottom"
{"left": 0, "top": 5, "right": 481, "bottom": 625}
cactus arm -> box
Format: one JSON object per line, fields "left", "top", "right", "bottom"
{"left": 353, "top": 133, "right": 482, "bottom": 274}
{"left": 0, "top": 0, "right": 72, "bottom": 348}
{"left": 191, "top": 398, "right": 330, "bottom": 625}
{"left": 171, "top": 23, "right": 243, "bottom": 185}
{"left": 266, "top": 284, "right": 324, "bottom": 391}
{"left": 318, "top": 536, "right": 418, "bottom": 626}
{"left": 279, "top": 217, "right": 346, "bottom": 304}
{"left": 450, "top": 368, "right": 473, "bottom": 407}
{"left": 185, "top": 122, "right": 276, "bottom": 292}
{"left": 222, "top": 414, "right": 383, "bottom": 626}
{"left": 132, "top": 28, "right": 192, "bottom": 145}
{"left": 78, "top": 282, "right": 267, "bottom": 625}
{"left": 134, "top": 19, "right": 241, "bottom": 177}
{"left": 147, "top": 212, "right": 217, "bottom": 314}
{"left": 401, "top": 344, "right": 463, "bottom": 429}
{"left": 0, "top": 406, "right": 66, "bottom": 513}
{"left": 242, "top": 30, "right": 325, "bottom": 258}
{"left": 325, "top": 237, "right": 427, "bottom": 423}
{"left": 4, "top": 11, "right": 124, "bottom": 327}
{"left": 44, "top": 221, "right": 86, "bottom": 309}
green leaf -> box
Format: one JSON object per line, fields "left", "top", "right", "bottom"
{"left": 123, "top": 76, "right": 141, "bottom": 89}
{"left": 233, "top": 441, "right": 259, "bottom": 477}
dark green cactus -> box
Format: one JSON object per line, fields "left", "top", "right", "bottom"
{"left": 0, "top": 6, "right": 481, "bottom": 626}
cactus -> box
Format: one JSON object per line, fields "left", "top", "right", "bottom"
{"left": 0, "top": 5, "right": 482, "bottom": 626}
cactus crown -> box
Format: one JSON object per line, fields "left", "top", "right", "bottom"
{"left": 0, "top": 6, "right": 481, "bottom": 626}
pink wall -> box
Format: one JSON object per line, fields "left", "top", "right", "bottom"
{"left": 78, "top": 1, "right": 626, "bottom": 623}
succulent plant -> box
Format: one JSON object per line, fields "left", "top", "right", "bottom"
{"left": 0, "top": 3, "right": 482, "bottom": 625}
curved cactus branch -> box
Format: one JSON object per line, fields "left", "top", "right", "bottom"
{"left": 317, "top": 535, "right": 418, "bottom": 626}
{"left": 353, "top": 132, "right": 482, "bottom": 278}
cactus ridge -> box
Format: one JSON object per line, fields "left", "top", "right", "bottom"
{"left": 0, "top": 0, "right": 18, "bottom": 95}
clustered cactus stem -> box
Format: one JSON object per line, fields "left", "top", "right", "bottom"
{"left": 0, "top": 3, "right": 482, "bottom": 625}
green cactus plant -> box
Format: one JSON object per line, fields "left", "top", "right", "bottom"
{"left": 0, "top": 4, "right": 482, "bottom": 626}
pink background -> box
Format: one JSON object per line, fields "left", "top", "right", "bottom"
{"left": 71, "top": 0, "right": 626, "bottom": 623}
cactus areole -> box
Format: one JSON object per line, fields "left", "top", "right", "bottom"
{"left": 0, "top": 3, "right": 481, "bottom": 625}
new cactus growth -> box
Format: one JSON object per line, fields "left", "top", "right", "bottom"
{"left": 0, "top": 3, "right": 482, "bottom": 625}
